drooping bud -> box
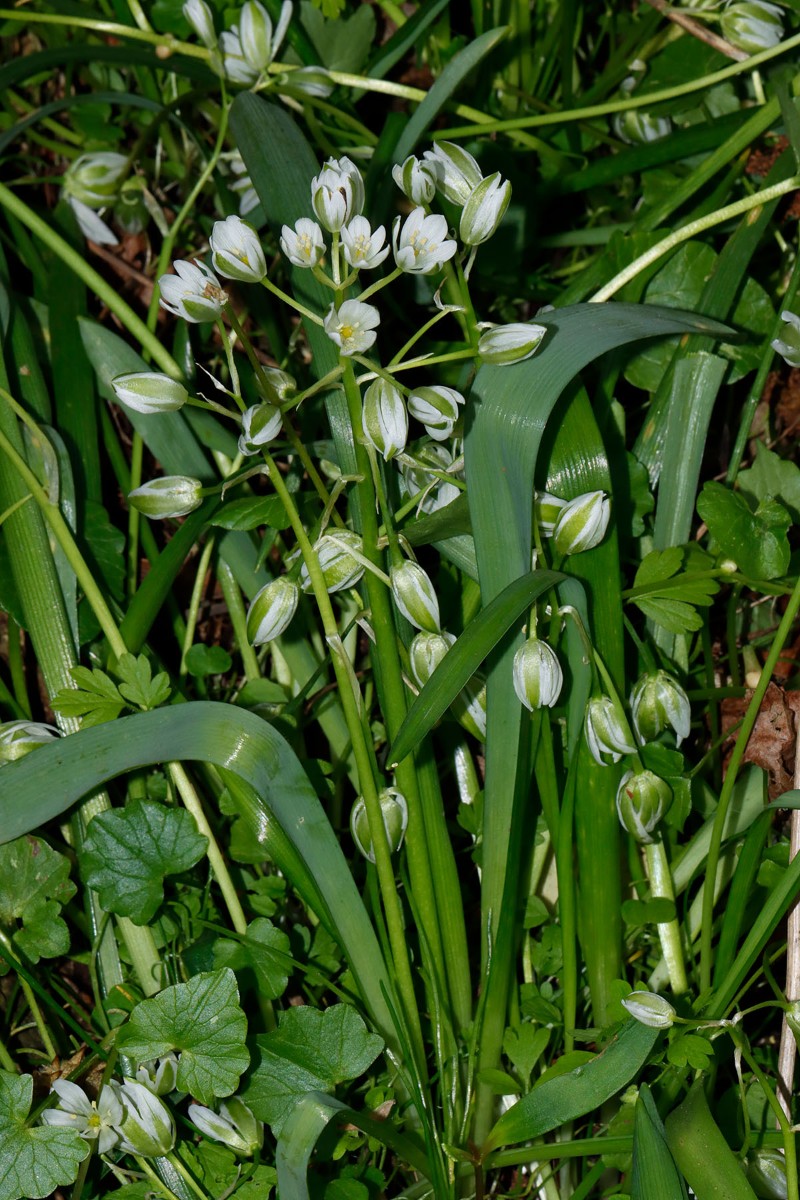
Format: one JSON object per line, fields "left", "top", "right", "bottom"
{"left": 720, "top": 0, "right": 783, "bottom": 54}
{"left": 239, "top": 0, "right": 274, "bottom": 73}
{"left": 0, "top": 721, "right": 60, "bottom": 765}
{"left": 111, "top": 1079, "right": 175, "bottom": 1157}
{"left": 390, "top": 561, "right": 440, "bottom": 633}
{"left": 350, "top": 787, "right": 408, "bottom": 863}
{"left": 407, "top": 385, "right": 464, "bottom": 441}
{"left": 63, "top": 152, "right": 128, "bottom": 207}
{"left": 392, "top": 155, "right": 437, "bottom": 205}
{"left": 300, "top": 530, "right": 365, "bottom": 594}
{"left": 128, "top": 476, "right": 203, "bottom": 519}
{"left": 158, "top": 259, "right": 227, "bottom": 323}
{"left": 246, "top": 577, "right": 299, "bottom": 645}
{"left": 534, "top": 491, "right": 566, "bottom": 537}
{"left": 183, "top": 0, "right": 217, "bottom": 48}
{"left": 452, "top": 675, "right": 487, "bottom": 741}
{"left": 210, "top": 214, "right": 266, "bottom": 283}
{"left": 621, "top": 990, "right": 676, "bottom": 1028}
{"left": 616, "top": 770, "right": 672, "bottom": 843}
{"left": 746, "top": 1149, "right": 789, "bottom": 1199}
{"left": 772, "top": 310, "right": 800, "bottom": 368}
{"left": 613, "top": 109, "right": 672, "bottom": 144}
{"left": 238, "top": 403, "right": 283, "bottom": 455}
{"left": 362, "top": 378, "right": 408, "bottom": 461}
{"left": 409, "top": 630, "right": 455, "bottom": 687}
{"left": 112, "top": 372, "right": 188, "bottom": 415}
{"left": 630, "top": 671, "right": 691, "bottom": 746}
{"left": 512, "top": 637, "right": 563, "bottom": 711}
{"left": 422, "top": 141, "right": 483, "bottom": 206}
{"left": 189, "top": 1097, "right": 264, "bottom": 1156}
{"left": 585, "top": 696, "right": 636, "bottom": 765}
{"left": 553, "top": 491, "right": 610, "bottom": 555}
{"left": 459, "top": 173, "right": 512, "bottom": 246}
{"left": 257, "top": 366, "right": 297, "bottom": 404}
{"left": 136, "top": 1053, "right": 179, "bottom": 1096}
{"left": 478, "top": 323, "right": 547, "bottom": 365}
{"left": 282, "top": 66, "right": 334, "bottom": 98}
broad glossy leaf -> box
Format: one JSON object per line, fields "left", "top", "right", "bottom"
{"left": 697, "top": 481, "right": 790, "bottom": 580}
{"left": 80, "top": 798, "right": 208, "bottom": 925}
{"left": 301, "top": 4, "right": 375, "bottom": 72}
{"left": 665, "top": 1083, "right": 758, "bottom": 1200}
{"left": 210, "top": 495, "right": 291, "bottom": 532}
{"left": 738, "top": 443, "right": 800, "bottom": 523}
{"left": 632, "top": 1085, "right": 688, "bottom": 1200}
{"left": 116, "top": 969, "right": 248, "bottom": 1104}
{"left": 484, "top": 1020, "right": 661, "bottom": 1152}
{"left": 0, "top": 836, "right": 75, "bottom": 968}
{"left": 0, "top": 1072, "right": 89, "bottom": 1200}
{"left": 213, "top": 918, "right": 291, "bottom": 1001}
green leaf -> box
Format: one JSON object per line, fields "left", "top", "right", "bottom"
{"left": 213, "top": 918, "right": 291, "bottom": 1001}
{"left": 484, "top": 1020, "right": 661, "bottom": 1151}
{"left": 209, "top": 495, "right": 292, "bottom": 532}
{"left": 738, "top": 442, "right": 800, "bottom": 523}
{"left": 116, "top": 968, "right": 249, "bottom": 1104}
{"left": 666, "top": 1082, "right": 759, "bottom": 1200}
{"left": 184, "top": 644, "right": 233, "bottom": 677}
{"left": 697, "top": 481, "right": 790, "bottom": 580}
{"left": 80, "top": 798, "right": 208, "bottom": 924}
{"left": 115, "top": 653, "right": 171, "bottom": 711}
{"left": 300, "top": 2, "right": 376, "bottom": 72}
{"left": 0, "top": 1072, "right": 89, "bottom": 1200}
{"left": 82, "top": 499, "right": 125, "bottom": 602}
{"left": 243, "top": 1004, "right": 383, "bottom": 1134}
{"left": 502, "top": 1025, "right": 550, "bottom": 1086}
{"left": 666, "top": 1032, "right": 713, "bottom": 1071}
{"left": 51, "top": 664, "right": 126, "bottom": 726}
{"left": 632, "top": 1084, "right": 688, "bottom": 1200}
{"left": 629, "top": 547, "right": 718, "bottom": 634}
{"left": 621, "top": 898, "right": 677, "bottom": 926}
{"left": 0, "top": 836, "right": 76, "bottom": 967}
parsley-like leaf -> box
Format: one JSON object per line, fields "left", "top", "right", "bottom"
{"left": 0, "top": 837, "right": 76, "bottom": 970}
{"left": 116, "top": 653, "right": 171, "bottom": 710}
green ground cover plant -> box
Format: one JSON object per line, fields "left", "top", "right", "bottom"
{"left": 2, "top": 1, "right": 800, "bottom": 1197}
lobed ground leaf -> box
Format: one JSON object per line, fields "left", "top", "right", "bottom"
{"left": 0, "top": 1072, "right": 89, "bottom": 1200}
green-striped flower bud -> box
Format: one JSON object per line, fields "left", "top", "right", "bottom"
{"left": 513, "top": 637, "right": 563, "bottom": 711}
{"left": 621, "top": 990, "right": 676, "bottom": 1028}
{"left": 128, "top": 476, "right": 203, "bottom": 519}
{"left": 0, "top": 721, "right": 59, "bottom": 765}
{"left": 238, "top": 403, "right": 282, "bottom": 455}
{"left": 460, "top": 172, "right": 512, "bottom": 246}
{"left": 614, "top": 109, "right": 672, "bottom": 144}
{"left": 210, "top": 214, "right": 266, "bottom": 283}
{"left": 136, "top": 1053, "right": 179, "bottom": 1097}
{"left": 391, "top": 155, "right": 437, "bottom": 205}
{"left": 746, "top": 1149, "right": 788, "bottom": 1199}
{"left": 478, "top": 323, "right": 546, "bottom": 365}
{"left": 585, "top": 696, "right": 636, "bottom": 765}
{"left": 112, "top": 372, "right": 188, "bottom": 415}
{"left": 407, "top": 385, "right": 464, "bottom": 442}
{"left": 189, "top": 1097, "right": 263, "bottom": 1156}
{"left": 362, "top": 378, "right": 407, "bottom": 461}
{"left": 183, "top": 0, "right": 217, "bottom": 48}
{"left": 111, "top": 1080, "right": 175, "bottom": 1157}
{"left": 452, "top": 675, "right": 487, "bottom": 741}
{"left": 772, "top": 310, "right": 800, "bottom": 368}
{"left": 553, "top": 491, "right": 610, "bottom": 555}
{"left": 409, "top": 630, "right": 455, "bottom": 687}
{"left": 616, "top": 770, "right": 672, "bottom": 844}
{"left": 300, "top": 530, "right": 365, "bottom": 594}
{"left": 257, "top": 366, "right": 296, "bottom": 404}
{"left": 246, "top": 577, "right": 299, "bottom": 645}
{"left": 390, "top": 561, "right": 440, "bottom": 633}
{"left": 630, "top": 671, "right": 690, "bottom": 746}
{"left": 535, "top": 491, "right": 566, "bottom": 537}
{"left": 350, "top": 787, "right": 408, "bottom": 863}
{"left": 721, "top": 0, "right": 783, "bottom": 54}
{"left": 239, "top": 0, "right": 273, "bottom": 72}
{"left": 63, "top": 151, "right": 128, "bottom": 207}
{"left": 422, "top": 141, "right": 483, "bottom": 206}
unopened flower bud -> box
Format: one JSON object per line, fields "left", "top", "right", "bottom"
{"left": 410, "top": 631, "right": 455, "bottom": 687}
{"left": 746, "top": 1149, "right": 788, "bottom": 1199}
{"left": 0, "top": 721, "right": 59, "bottom": 765}
{"left": 246, "top": 577, "right": 299, "bottom": 645}
{"left": 189, "top": 1097, "right": 263, "bottom": 1156}
{"left": 158, "top": 259, "right": 227, "bottom": 323}
{"left": 553, "top": 491, "right": 610, "bottom": 555}
{"left": 238, "top": 403, "right": 282, "bottom": 455}
{"left": 210, "top": 214, "right": 266, "bottom": 283}
{"left": 720, "top": 0, "right": 783, "bottom": 54}
{"left": 478, "top": 323, "right": 546, "bottom": 365}
{"left": 621, "top": 990, "right": 676, "bottom": 1028}
{"left": 452, "top": 675, "right": 487, "bottom": 740}
{"left": 63, "top": 152, "right": 128, "bottom": 207}
{"left": 513, "top": 637, "right": 563, "bottom": 711}
{"left": 282, "top": 66, "right": 333, "bottom": 98}
{"left": 362, "top": 378, "right": 408, "bottom": 461}
{"left": 111, "top": 1079, "right": 175, "bottom": 1157}
{"left": 112, "top": 372, "right": 188, "bottom": 415}
{"left": 616, "top": 769, "right": 672, "bottom": 843}
{"left": 535, "top": 491, "right": 567, "bottom": 537}
{"left": 585, "top": 696, "right": 636, "bottom": 765}
{"left": 128, "top": 476, "right": 203, "bottom": 519}
{"left": 407, "top": 385, "right": 464, "bottom": 441}
{"left": 311, "top": 156, "right": 365, "bottom": 232}
{"left": 257, "top": 366, "right": 296, "bottom": 404}
{"left": 460, "top": 173, "right": 512, "bottom": 246}
{"left": 630, "top": 671, "right": 690, "bottom": 746}
{"left": 239, "top": 0, "right": 273, "bottom": 72}
{"left": 183, "top": 0, "right": 217, "bottom": 48}
{"left": 390, "top": 561, "right": 440, "bottom": 633}
{"left": 772, "top": 310, "right": 800, "bottom": 368}
{"left": 392, "top": 155, "right": 436, "bottom": 205}
{"left": 300, "top": 530, "right": 365, "bottom": 594}
{"left": 613, "top": 109, "right": 672, "bottom": 144}
{"left": 136, "top": 1053, "right": 179, "bottom": 1096}
{"left": 220, "top": 26, "right": 257, "bottom": 84}
{"left": 422, "top": 140, "right": 483, "bottom": 206}
{"left": 350, "top": 788, "right": 408, "bottom": 863}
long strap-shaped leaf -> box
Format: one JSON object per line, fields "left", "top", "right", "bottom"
{"left": 0, "top": 703, "right": 399, "bottom": 1058}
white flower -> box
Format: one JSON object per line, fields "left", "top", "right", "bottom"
{"left": 63, "top": 152, "right": 128, "bottom": 207}
{"left": 311, "top": 156, "right": 365, "bottom": 232}
{"left": 136, "top": 1053, "right": 179, "bottom": 1096}
{"left": 189, "top": 1098, "right": 263, "bottom": 1156}
{"left": 280, "top": 217, "right": 325, "bottom": 268}
{"left": 0, "top": 720, "right": 60, "bottom": 765}
{"left": 553, "top": 491, "right": 610, "bottom": 555}
{"left": 630, "top": 671, "right": 691, "bottom": 746}
{"left": 460, "top": 173, "right": 512, "bottom": 246}
{"left": 238, "top": 403, "right": 283, "bottom": 455}
{"left": 210, "top": 214, "right": 266, "bottom": 282}
{"left": 721, "top": 0, "right": 783, "bottom": 54}
{"left": 407, "top": 385, "right": 464, "bottom": 441}
{"left": 110, "top": 1079, "right": 175, "bottom": 1157}
{"left": 350, "top": 788, "right": 408, "bottom": 863}
{"left": 219, "top": 26, "right": 259, "bottom": 84}
{"left": 392, "top": 208, "right": 457, "bottom": 275}
{"left": 66, "top": 197, "right": 118, "bottom": 246}
{"left": 400, "top": 442, "right": 462, "bottom": 513}
{"left": 773, "top": 309, "right": 800, "bottom": 367}
{"left": 324, "top": 299, "right": 380, "bottom": 356}
{"left": 392, "top": 155, "right": 436, "bottom": 205}
{"left": 240, "top": 0, "right": 275, "bottom": 73}
{"left": 158, "top": 259, "right": 227, "bottom": 323}
{"left": 422, "top": 141, "right": 483, "bottom": 205}
{"left": 283, "top": 66, "right": 333, "bottom": 97}
{"left": 41, "top": 1080, "right": 123, "bottom": 1156}
{"left": 341, "top": 216, "right": 390, "bottom": 270}
{"left": 585, "top": 696, "right": 636, "bottom": 765}
{"left": 362, "top": 378, "right": 407, "bottom": 460}
{"left": 183, "top": 0, "right": 217, "bottom": 48}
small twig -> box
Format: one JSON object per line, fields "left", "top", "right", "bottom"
{"left": 641, "top": 0, "right": 750, "bottom": 62}
{"left": 776, "top": 717, "right": 800, "bottom": 1120}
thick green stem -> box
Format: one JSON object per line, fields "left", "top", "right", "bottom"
{"left": 644, "top": 839, "right": 688, "bottom": 995}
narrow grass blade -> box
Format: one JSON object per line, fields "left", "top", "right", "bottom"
{"left": 366, "top": 0, "right": 450, "bottom": 80}
{"left": 632, "top": 1085, "right": 688, "bottom": 1200}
